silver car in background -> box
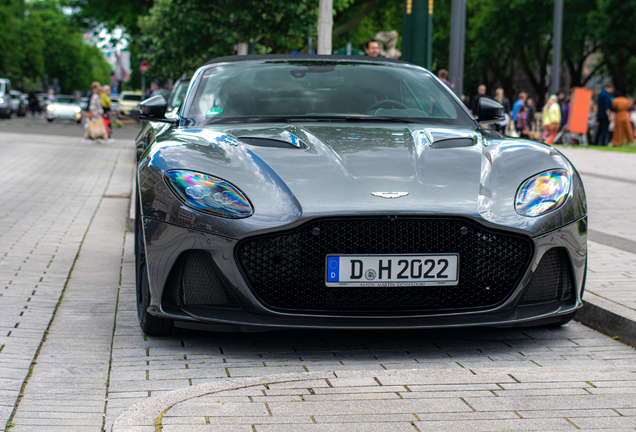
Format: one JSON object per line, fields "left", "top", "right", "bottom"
{"left": 46, "top": 96, "right": 82, "bottom": 123}
{"left": 0, "top": 78, "right": 12, "bottom": 118}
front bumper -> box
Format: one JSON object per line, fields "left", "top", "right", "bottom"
{"left": 142, "top": 217, "right": 586, "bottom": 330}
{"left": 46, "top": 112, "right": 82, "bottom": 120}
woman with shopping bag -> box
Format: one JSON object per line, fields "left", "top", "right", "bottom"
{"left": 82, "top": 82, "right": 112, "bottom": 144}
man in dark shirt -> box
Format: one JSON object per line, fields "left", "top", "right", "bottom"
{"left": 471, "top": 85, "right": 487, "bottom": 115}
{"left": 595, "top": 83, "right": 614, "bottom": 146}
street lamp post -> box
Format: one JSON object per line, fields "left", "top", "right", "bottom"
{"left": 449, "top": 0, "right": 466, "bottom": 98}
{"left": 317, "top": 0, "right": 333, "bottom": 55}
{"left": 551, "top": 0, "right": 564, "bottom": 95}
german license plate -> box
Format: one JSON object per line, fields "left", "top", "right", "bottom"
{"left": 325, "top": 254, "right": 459, "bottom": 287}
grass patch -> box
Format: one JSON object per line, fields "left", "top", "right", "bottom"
{"left": 553, "top": 143, "right": 636, "bottom": 153}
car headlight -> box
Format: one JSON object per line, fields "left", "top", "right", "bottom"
{"left": 164, "top": 170, "right": 253, "bottom": 218}
{"left": 0, "top": 97, "right": 4, "bottom": 104}
{"left": 515, "top": 169, "right": 570, "bottom": 217}
{"left": 73, "top": 107, "right": 81, "bottom": 113}
{"left": 47, "top": 105, "right": 55, "bottom": 111}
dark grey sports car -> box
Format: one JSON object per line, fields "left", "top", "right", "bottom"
{"left": 134, "top": 55, "right": 586, "bottom": 335}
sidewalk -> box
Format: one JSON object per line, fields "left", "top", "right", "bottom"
{"left": 3, "top": 134, "right": 636, "bottom": 432}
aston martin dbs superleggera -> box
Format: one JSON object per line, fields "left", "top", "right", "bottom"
{"left": 134, "top": 55, "right": 586, "bottom": 335}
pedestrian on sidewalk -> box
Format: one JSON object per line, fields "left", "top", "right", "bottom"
{"left": 438, "top": 69, "right": 453, "bottom": 89}
{"left": 542, "top": 94, "right": 561, "bottom": 144}
{"left": 516, "top": 105, "right": 529, "bottom": 138}
{"left": 511, "top": 92, "right": 527, "bottom": 132}
{"left": 82, "top": 82, "right": 109, "bottom": 144}
{"left": 611, "top": 93, "right": 635, "bottom": 146}
{"left": 471, "top": 85, "right": 487, "bottom": 115}
{"left": 493, "top": 87, "right": 510, "bottom": 133}
{"left": 101, "top": 85, "right": 115, "bottom": 142}
{"left": 27, "top": 92, "right": 41, "bottom": 119}
{"left": 594, "top": 82, "right": 614, "bottom": 146}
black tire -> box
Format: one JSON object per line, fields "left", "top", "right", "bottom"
{"left": 135, "top": 193, "right": 175, "bottom": 335}
{"left": 47, "top": 118, "right": 53, "bottom": 123}
{"left": 545, "top": 312, "right": 577, "bottom": 327}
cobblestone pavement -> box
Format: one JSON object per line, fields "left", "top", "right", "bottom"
{"left": 3, "top": 135, "right": 636, "bottom": 432}
{"left": 0, "top": 132, "right": 133, "bottom": 430}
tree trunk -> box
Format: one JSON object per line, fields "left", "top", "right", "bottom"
{"left": 317, "top": 0, "right": 333, "bottom": 55}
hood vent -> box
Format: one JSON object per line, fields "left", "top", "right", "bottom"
{"left": 430, "top": 137, "right": 476, "bottom": 149}
{"left": 238, "top": 136, "right": 308, "bottom": 149}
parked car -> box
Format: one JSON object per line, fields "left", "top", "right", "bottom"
{"left": 79, "top": 97, "right": 90, "bottom": 111}
{"left": 110, "top": 93, "right": 119, "bottom": 114}
{"left": 10, "top": 90, "right": 28, "bottom": 117}
{"left": 133, "top": 55, "right": 587, "bottom": 335}
{"left": 0, "top": 78, "right": 12, "bottom": 118}
{"left": 117, "top": 91, "right": 143, "bottom": 118}
{"left": 166, "top": 76, "right": 190, "bottom": 112}
{"left": 45, "top": 95, "right": 82, "bottom": 123}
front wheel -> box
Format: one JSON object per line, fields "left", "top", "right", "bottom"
{"left": 135, "top": 193, "right": 175, "bottom": 335}
{"left": 47, "top": 118, "right": 53, "bottom": 123}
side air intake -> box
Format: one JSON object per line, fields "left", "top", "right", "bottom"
{"left": 162, "top": 251, "right": 240, "bottom": 310}
{"left": 520, "top": 248, "right": 574, "bottom": 306}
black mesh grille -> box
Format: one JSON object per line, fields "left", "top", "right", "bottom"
{"left": 163, "top": 251, "right": 240, "bottom": 310}
{"left": 520, "top": 248, "right": 573, "bottom": 306}
{"left": 236, "top": 217, "right": 533, "bottom": 313}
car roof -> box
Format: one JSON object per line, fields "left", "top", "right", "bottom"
{"left": 202, "top": 54, "right": 408, "bottom": 67}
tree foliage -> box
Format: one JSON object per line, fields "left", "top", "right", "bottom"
{"left": 4, "top": 0, "right": 634, "bottom": 100}
{"left": 137, "top": 0, "right": 318, "bottom": 78}
{"left": 0, "top": 0, "right": 111, "bottom": 93}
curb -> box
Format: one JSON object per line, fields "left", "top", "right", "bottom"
{"left": 575, "top": 299, "right": 636, "bottom": 347}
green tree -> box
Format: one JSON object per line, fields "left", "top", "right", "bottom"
{"left": 64, "top": 0, "right": 154, "bottom": 36}
{"left": 0, "top": 0, "right": 27, "bottom": 83}
{"left": 138, "top": 0, "right": 319, "bottom": 78}
{"left": 591, "top": 0, "right": 636, "bottom": 94}
{"left": 0, "top": 0, "right": 111, "bottom": 93}
{"left": 28, "top": 0, "right": 111, "bottom": 93}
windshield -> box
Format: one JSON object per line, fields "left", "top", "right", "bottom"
{"left": 169, "top": 81, "right": 190, "bottom": 110}
{"left": 187, "top": 62, "right": 473, "bottom": 126}
{"left": 122, "top": 94, "right": 142, "bottom": 101}
{"left": 54, "top": 97, "right": 77, "bottom": 104}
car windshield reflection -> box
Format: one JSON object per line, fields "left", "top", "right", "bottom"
{"left": 187, "top": 61, "right": 474, "bottom": 127}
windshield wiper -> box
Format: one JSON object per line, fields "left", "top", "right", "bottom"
{"left": 204, "top": 116, "right": 427, "bottom": 125}
{"left": 342, "top": 116, "right": 425, "bottom": 124}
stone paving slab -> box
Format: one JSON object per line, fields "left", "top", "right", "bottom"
{"left": 5, "top": 138, "right": 636, "bottom": 431}
{"left": 0, "top": 132, "right": 132, "bottom": 430}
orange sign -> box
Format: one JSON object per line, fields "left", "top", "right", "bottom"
{"left": 567, "top": 88, "right": 592, "bottom": 135}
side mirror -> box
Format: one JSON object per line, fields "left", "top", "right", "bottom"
{"left": 138, "top": 95, "right": 177, "bottom": 124}
{"left": 476, "top": 97, "right": 505, "bottom": 125}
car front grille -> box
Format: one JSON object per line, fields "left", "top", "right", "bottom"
{"left": 236, "top": 217, "right": 533, "bottom": 313}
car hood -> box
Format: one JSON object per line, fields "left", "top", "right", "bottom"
{"left": 49, "top": 103, "right": 79, "bottom": 110}
{"left": 232, "top": 124, "right": 483, "bottom": 216}
{"left": 147, "top": 122, "right": 584, "bottom": 237}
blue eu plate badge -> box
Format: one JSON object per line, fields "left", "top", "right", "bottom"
{"left": 327, "top": 256, "right": 340, "bottom": 282}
